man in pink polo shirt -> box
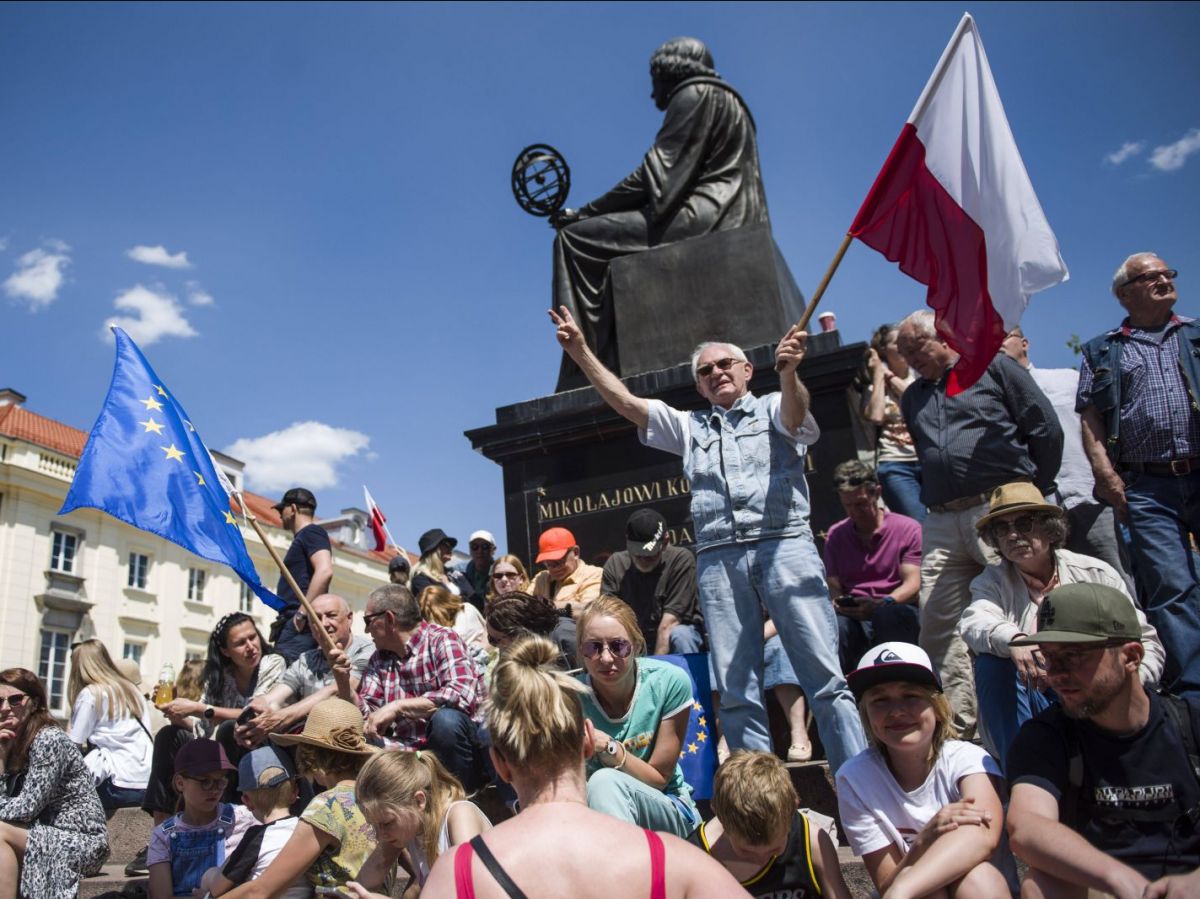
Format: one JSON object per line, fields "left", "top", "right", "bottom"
{"left": 824, "top": 460, "right": 922, "bottom": 672}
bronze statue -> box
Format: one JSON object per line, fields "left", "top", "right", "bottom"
{"left": 551, "top": 37, "right": 770, "bottom": 390}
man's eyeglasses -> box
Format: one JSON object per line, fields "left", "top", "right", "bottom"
{"left": 580, "top": 638, "right": 634, "bottom": 660}
{"left": 1119, "top": 268, "right": 1177, "bottom": 290}
{"left": 989, "top": 515, "right": 1038, "bottom": 540}
{"left": 182, "top": 774, "right": 229, "bottom": 791}
{"left": 362, "top": 610, "right": 390, "bottom": 627}
{"left": 696, "top": 357, "right": 740, "bottom": 379}
{"left": 0, "top": 694, "right": 29, "bottom": 710}
{"left": 1039, "top": 643, "right": 1123, "bottom": 675}
{"left": 469, "top": 541, "right": 491, "bottom": 551}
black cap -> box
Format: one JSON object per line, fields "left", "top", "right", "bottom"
{"left": 388, "top": 554, "right": 411, "bottom": 574}
{"left": 418, "top": 528, "right": 456, "bottom": 556}
{"left": 274, "top": 487, "right": 316, "bottom": 512}
{"left": 625, "top": 509, "right": 667, "bottom": 557}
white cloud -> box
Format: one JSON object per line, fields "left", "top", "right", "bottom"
{"left": 1105, "top": 140, "right": 1144, "bottom": 165}
{"left": 224, "top": 422, "right": 370, "bottom": 492}
{"left": 186, "top": 281, "right": 214, "bottom": 306}
{"left": 1150, "top": 129, "right": 1200, "bottom": 172}
{"left": 102, "top": 284, "right": 198, "bottom": 346}
{"left": 126, "top": 244, "right": 192, "bottom": 269}
{"left": 4, "top": 242, "right": 71, "bottom": 310}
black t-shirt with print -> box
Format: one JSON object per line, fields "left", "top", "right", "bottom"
{"left": 276, "top": 524, "right": 331, "bottom": 610}
{"left": 1007, "top": 691, "right": 1200, "bottom": 879}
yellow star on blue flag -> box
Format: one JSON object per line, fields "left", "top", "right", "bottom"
{"left": 60, "top": 327, "right": 283, "bottom": 612}
{"left": 656, "top": 652, "right": 718, "bottom": 800}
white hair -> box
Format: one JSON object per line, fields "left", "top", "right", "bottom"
{"left": 898, "top": 308, "right": 936, "bottom": 338}
{"left": 1112, "top": 252, "right": 1159, "bottom": 297}
{"left": 690, "top": 341, "right": 747, "bottom": 380}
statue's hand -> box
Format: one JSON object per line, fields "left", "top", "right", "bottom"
{"left": 548, "top": 306, "right": 587, "bottom": 356}
{"left": 550, "top": 208, "right": 585, "bottom": 229}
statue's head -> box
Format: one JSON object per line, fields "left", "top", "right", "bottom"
{"left": 650, "top": 37, "right": 717, "bottom": 109}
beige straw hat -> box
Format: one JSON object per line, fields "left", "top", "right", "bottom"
{"left": 270, "top": 697, "right": 377, "bottom": 757}
{"left": 974, "top": 481, "right": 1063, "bottom": 531}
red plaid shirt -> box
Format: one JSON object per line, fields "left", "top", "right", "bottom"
{"left": 356, "top": 622, "right": 486, "bottom": 748}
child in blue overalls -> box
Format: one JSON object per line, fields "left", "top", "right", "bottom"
{"left": 147, "top": 739, "right": 256, "bottom": 898}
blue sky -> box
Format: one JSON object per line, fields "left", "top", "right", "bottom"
{"left": 4, "top": 1, "right": 1199, "bottom": 556}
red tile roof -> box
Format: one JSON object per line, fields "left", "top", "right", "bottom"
{"left": 0, "top": 402, "right": 407, "bottom": 567}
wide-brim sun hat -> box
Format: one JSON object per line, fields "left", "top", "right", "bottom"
{"left": 846, "top": 641, "right": 941, "bottom": 701}
{"left": 974, "top": 481, "right": 1063, "bottom": 532}
{"left": 270, "top": 697, "right": 377, "bottom": 757}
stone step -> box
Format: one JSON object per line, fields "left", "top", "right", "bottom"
{"left": 104, "top": 807, "right": 153, "bottom": 867}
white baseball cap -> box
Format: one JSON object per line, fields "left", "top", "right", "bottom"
{"left": 846, "top": 641, "right": 940, "bottom": 701}
{"left": 468, "top": 530, "right": 496, "bottom": 548}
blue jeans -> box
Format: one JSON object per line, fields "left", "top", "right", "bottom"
{"left": 426, "top": 707, "right": 494, "bottom": 793}
{"left": 698, "top": 536, "right": 866, "bottom": 773}
{"left": 836, "top": 601, "right": 921, "bottom": 674}
{"left": 1123, "top": 470, "right": 1200, "bottom": 697}
{"left": 877, "top": 460, "right": 926, "bottom": 522}
{"left": 667, "top": 623, "right": 704, "bottom": 654}
{"left": 96, "top": 779, "right": 146, "bottom": 820}
{"left": 973, "top": 654, "right": 1056, "bottom": 771}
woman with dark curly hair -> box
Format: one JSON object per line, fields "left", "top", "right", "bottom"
{"left": 0, "top": 668, "right": 108, "bottom": 897}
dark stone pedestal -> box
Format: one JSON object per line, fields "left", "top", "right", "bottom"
{"left": 466, "top": 333, "right": 869, "bottom": 567}
{"left": 610, "top": 223, "right": 807, "bottom": 379}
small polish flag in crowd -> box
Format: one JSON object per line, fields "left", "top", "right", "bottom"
{"left": 363, "top": 485, "right": 390, "bottom": 553}
{"left": 850, "top": 13, "right": 1068, "bottom": 394}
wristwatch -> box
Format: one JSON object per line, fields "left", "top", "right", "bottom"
{"left": 604, "top": 739, "right": 620, "bottom": 764}
{"left": 203, "top": 705, "right": 215, "bottom": 720}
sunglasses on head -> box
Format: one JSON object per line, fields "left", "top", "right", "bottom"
{"left": 696, "top": 357, "right": 740, "bottom": 379}
{"left": 580, "top": 638, "right": 633, "bottom": 660}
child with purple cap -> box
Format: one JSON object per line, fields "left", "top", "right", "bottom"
{"left": 147, "top": 739, "right": 255, "bottom": 898}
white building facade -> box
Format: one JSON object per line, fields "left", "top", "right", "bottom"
{"left": 0, "top": 390, "right": 394, "bottom": 717}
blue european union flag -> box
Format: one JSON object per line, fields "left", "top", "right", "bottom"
{"left": 61, "top": 327, "right": 283, "bottom": 612}
{"left": 656, "top": 652, "right": 718, "bottom": 800}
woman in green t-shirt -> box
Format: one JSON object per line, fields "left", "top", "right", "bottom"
{"left": 576, "top": 595, "right": 700, "bottom": 837}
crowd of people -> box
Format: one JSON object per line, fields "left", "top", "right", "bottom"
{"left": 1, "top": 250, "right": 1198, "bottom": 898}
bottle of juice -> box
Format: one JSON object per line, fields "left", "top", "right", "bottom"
{"left": 153, "top": 662, "right": 175, "bottom": 706}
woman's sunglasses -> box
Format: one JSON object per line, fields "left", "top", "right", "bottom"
{"left": 0, "top": 694, "right": 28, "bottom": 710}
{"left": 580, "top": 638, "right": 633, "bottom": 660}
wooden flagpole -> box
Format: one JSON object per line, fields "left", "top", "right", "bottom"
{"left": 775, "top": 232, "right": 854, "bottom": 370}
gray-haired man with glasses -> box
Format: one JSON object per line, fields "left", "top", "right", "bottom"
{"left": 1078, "top": 253, "right": 1200, "bottom": 698}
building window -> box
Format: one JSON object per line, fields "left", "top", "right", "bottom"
{"left": 239, "top": 582, "right": 254, "bottom": 614}
{"left": 184, "top": 648, "right": 205, "bottom": 663}
{"left": 122, "top": 642, "right": 145, "bottom": 666}
{"left": 127, "top": 552, "right": 149, "bottom": 590}
{"left": 38, "top": 629, "right": 71, "bottom": 712}
{"left": 50, "top": 530, "right": 78, "bottom": 573}
{"left": 187, "top": 568, "right": 207, "bottom": 602}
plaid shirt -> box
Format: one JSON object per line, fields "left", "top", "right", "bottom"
{"left": 356, "top": 622, "right": 486, "bottom": 748}
{"left": 1077, "top": 315, "right": 1200, "bottom": 463}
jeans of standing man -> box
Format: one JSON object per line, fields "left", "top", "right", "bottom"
{"left": 666, "top": 623, "right": 704, "bottom": 654}
{"left": 918, "top": 505, "right": 1001, "bottom": 739}
{"left": 425, "top": 707, "right": 496, "bottom": 794}
{"left": 836, "top": 600, "right": 921, "bottom": 674}
{"left": 1122, "top": 469, "right": 1200, "bottom": 698}
{"left": 877, "top": 460, "right": 927, "bottom": 523}
{"left": 973, "top": 653, "right": 1057, "bottom": 772}
{"left": 698, "top": 535, "right": 866, "bottom": 773}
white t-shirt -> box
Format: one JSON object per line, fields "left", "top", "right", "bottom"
{"left": 67, "top": 688, "right": 154, "bottom": 789}
{"left": 454, "top": 604, "right": 487, "bottom": 648}
{"left": 836, "top": 740, "right": 1000, "bottom": 857}
{"left": 220, "top": 815, "right": 312, "bottom": 899}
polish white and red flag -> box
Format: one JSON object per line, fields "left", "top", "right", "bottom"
{"left": 849, "top": 13, "right": 1068, "bottom": 394}
{"left": 363, "top": 485, "right": 390, "bottom": 553}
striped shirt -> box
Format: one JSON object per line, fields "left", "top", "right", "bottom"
{"left": 1076, "top": 316, "right": 1200, "bottom": 463}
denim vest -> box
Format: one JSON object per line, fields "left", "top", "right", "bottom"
{"left": 1081, "top": 319, "right": 1200, "bottom": 465}
{"left": 682, "top": 393, "right": 813, "bottom": 552}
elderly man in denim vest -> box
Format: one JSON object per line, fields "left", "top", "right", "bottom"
{"left": 549, "top": 306, "right": 865, "bottom": 772}
{"left": 1078, "top": 252, "right": 1200, "bottom": 698}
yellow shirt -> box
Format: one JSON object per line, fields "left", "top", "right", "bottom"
{"left": 531, "top": 562, "right": 604, "bottom": 611}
